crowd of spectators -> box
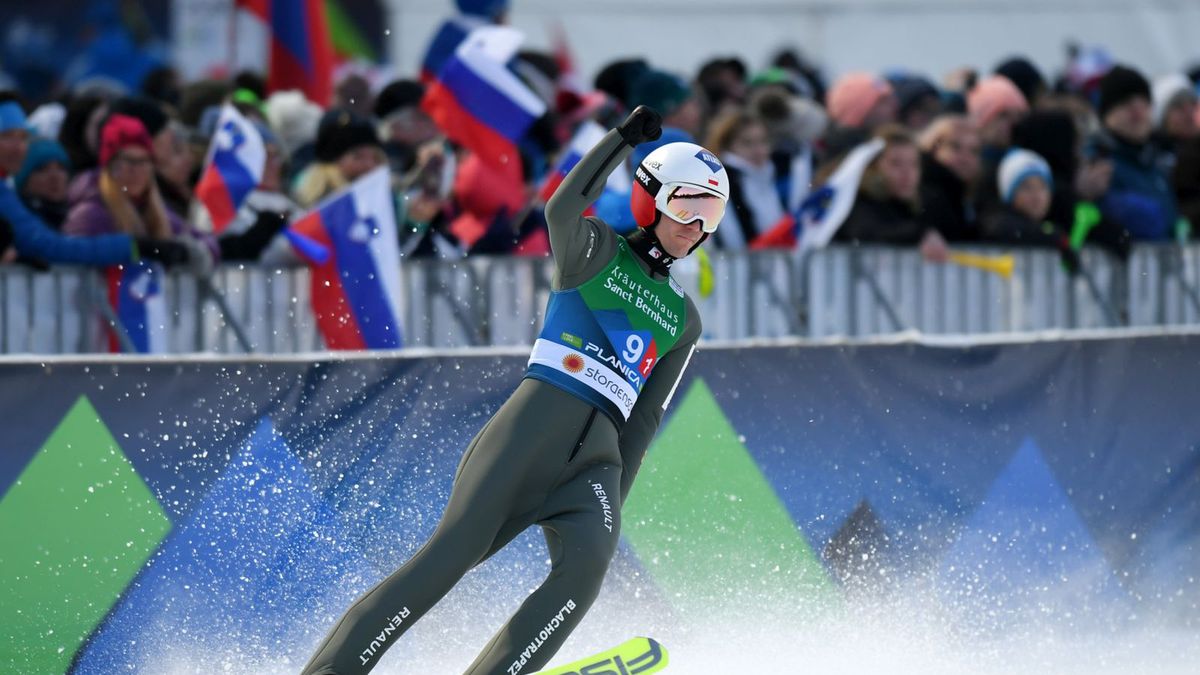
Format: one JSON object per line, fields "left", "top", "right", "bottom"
{"left": 2, "top": 5, "right": 1199, "bottom": 284}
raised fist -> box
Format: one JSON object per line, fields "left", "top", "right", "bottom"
{"left": 617, "top": 105, "right": 663, "bottom": 147}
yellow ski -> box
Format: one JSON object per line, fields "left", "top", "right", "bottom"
{"left": 532, "top": 636, "right": 668, "bottom": 674}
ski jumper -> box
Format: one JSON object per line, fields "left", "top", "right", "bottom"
{"left": 300, "top": 128, "right": 702, "bottom": 675}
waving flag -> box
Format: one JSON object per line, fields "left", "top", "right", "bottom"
{"left": 422, "top": 25, "right": 547, "bottom": 169}
{"left": 796, "top": 138, "right": 885, "bottom": 252}
{"left": 538, "top": 120, "right": 606, "bottom": 203}
{"left": 287, "top": 167, "right": 404, "bottom": 350}
{"left": 195, "top": 105, "right": 266, "bottom": 234}
{"left": 420, "top": 14, "right": 486, "bottom": 83}
{"left": 265, "top": 0, "right": 334, "bottom": 105}
{"left": 105, "top": 261, "right": 168, "bottom": 353}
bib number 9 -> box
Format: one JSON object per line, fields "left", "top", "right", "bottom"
{"left": 622, "top": 334, "right": 644, "bottom": 363}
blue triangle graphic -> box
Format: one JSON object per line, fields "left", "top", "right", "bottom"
{"left": 73, "top": 418, "right": 372, "bottom": 670}
{"left": 937, "top": 438, "right": 1129, "bottom": 620}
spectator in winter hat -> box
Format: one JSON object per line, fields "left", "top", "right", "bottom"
{"left": 967, "top": 75, "right": 1030, "bottom": 217}
{"left": 64, "top": 114, "right": 170, "bottom": 240}
{"left": 1150, "top": 74, "right": 1200, "bottom": 234}
{"left": 826, "top": 72, "right": 897, "bottom": 131}
{"left": 889, "top": 74, "right": 943, "bottom": 131}
{"left": 1010, "top": 110, "right": 1132, "bottom": 258}
{"left": 593, "top": 58, "right": 649, "bottom": 107}
{"left": 968, "top": 75, "right": 1029, "bottom": 153}
{"left": 1092, "top": 64, "right": 1178, "bottom": 240}
{"left": 994, "top": 57, "right": 1048, "bottom": 108}
{"left": 626, "top": 69, "right": 702, "bottom": 137}
{"left": 294, "top": 108, "right": 385, "bottom": 208}
{"left": 1152, "top": 74, "right": 1198, "bottom": 141}
{"left": 980, "top": 148, "right": 1074, "bottom": 255}
{"left": 15, "top": 138, "right": 71, "bottom": 231}
{"left": 998, "top": 149, "right": 1053, "bottom": 221}
{"left": 0, "top": 92, "right": 174, "bottom": 269}
{"left": 264, "top": 90, "right": 323, "bottom": 160}
{"left": 63, "top": 114, "right": 218, "bottom": 274}
{"left": 106, "top": 97, "right": 195, "bottom": 216}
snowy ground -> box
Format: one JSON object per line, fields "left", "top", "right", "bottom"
{"left": 152, "top": 556, "right": 1197, "bottom": 675}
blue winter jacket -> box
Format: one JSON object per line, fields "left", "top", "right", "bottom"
{"left": 1101, "top": 132, "right": 1178, "bottom": 240}
{"left": 0, "top": 178, "right": 135, "bottom": 265}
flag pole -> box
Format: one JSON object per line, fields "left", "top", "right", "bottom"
{"left": 228, "top": 0, "right": 239, "bottom": 75}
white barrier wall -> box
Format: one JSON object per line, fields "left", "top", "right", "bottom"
{"left": 4, "top": 245, "right": 1199, "bottom": 354}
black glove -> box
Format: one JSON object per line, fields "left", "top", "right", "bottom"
{"left": 134, "top": 236, "right": 191, "bottom": 268}
{"left": 218, "top": 210, "right": 288, "bottom": 261}
{"left": 617, "top": 105, "right": 663, "bottom": 148}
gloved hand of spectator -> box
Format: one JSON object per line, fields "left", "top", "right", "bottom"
{"left": 134, "top": 236, "right": 191, "bottom": 268}
{"left": 218, "top": 210, "right": 288, "bottom": 261}
{"left": 617, "top": 105, "right": 663, "bottom": 148}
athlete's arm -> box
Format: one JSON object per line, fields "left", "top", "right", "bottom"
{"left": 544, "top": 130, "right": 630, "bottom": 286}
{"left": 617, "top": 295, "right": 702, "bottom": 503}
{"left": 544, "top": 107, "right": 662, "bottom": 288}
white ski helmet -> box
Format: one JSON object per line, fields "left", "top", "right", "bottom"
{"left": 631, "top": 142, "right": 730, "bottom": 233}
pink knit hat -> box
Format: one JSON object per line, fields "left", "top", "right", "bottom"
{"left": 827, "top": 72, "right": 894, "bottom": 128}
{"left": 968, "top": 76, "right": 1029, "bottom": 127}
{"left": 99, "top": 114, "right": 154, "bottom": 167}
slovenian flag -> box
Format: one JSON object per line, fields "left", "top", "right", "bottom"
{"left": 194, "top": 105, "right": 266, "bottom": 234}
{"left": 538, "top": 120, "right": 606, "bottom": 204}
{"left": 286, "top": 166, "right": 404, "bottom": 350}
{"left": 106, "top": 261, "right": 168, "bottom": 353}
{"left": 796, "top": 138, "right": 885, "bottom": 252}
{"left": 263, "top": 0, "right": 334, "bottom": 105}
{"left": 419, "top": 14, "right": 486, "bottom": 83}
{"left": 422, "top": 25, "right": 547, "bottom": 169}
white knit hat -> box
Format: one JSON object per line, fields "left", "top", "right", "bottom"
{"left": 1151, "top": 73, "right": 1197, "bottom": 128}
{"left": 998, "top": 148, "right": 1053, "bottom": 204}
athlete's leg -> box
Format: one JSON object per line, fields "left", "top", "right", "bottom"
{"left": 463, "top": 460, "right": 623, "bottom": 675}
{"left": 300, "top": 464, "right": 511, "bottom": 674}
{"left": 301, "top": 383, "right": 596, "bottom": 675}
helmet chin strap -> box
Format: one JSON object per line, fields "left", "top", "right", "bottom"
{"left": 627, "top": 213, "right": 711, "bottom": 276}
{"left": 626, "top": 226, "right": 676, "bottom": 276}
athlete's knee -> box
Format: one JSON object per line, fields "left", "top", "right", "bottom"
{"left": 425, "top": 518, "right": 496, "bottom": 565}
{"left": 560, "top": 534, "right": 619, "bottom": 588}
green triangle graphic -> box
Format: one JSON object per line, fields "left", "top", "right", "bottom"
{"left": 623, "top": 378, "right": 837, "bottom": 622}
{"left": 0, "top": 396, "right": 172, "bottom": 672}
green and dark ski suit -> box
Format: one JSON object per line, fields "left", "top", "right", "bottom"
{"left": 301, "top": 125, "right": 700, "bottom": 675}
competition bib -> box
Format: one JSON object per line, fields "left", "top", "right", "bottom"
{"left": 526, "top": 238, "right": 687, "bottom": 422}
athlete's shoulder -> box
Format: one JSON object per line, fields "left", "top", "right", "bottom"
{"left": 583, "top": 217, "right": 621, "bottom": 262}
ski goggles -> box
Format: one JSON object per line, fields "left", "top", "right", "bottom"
{"left": 658, "top": 184, "right": 726, "bottom": 233}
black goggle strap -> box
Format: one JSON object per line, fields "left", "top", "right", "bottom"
{"left": 634, "top": 161, "right": 663, "bottom": 199}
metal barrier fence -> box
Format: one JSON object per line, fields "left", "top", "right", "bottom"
{"left": 3, "top": 244, "right": 1199, "bottom": 354}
